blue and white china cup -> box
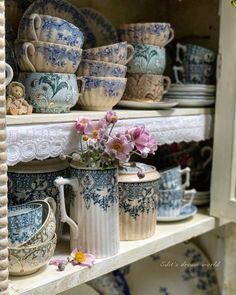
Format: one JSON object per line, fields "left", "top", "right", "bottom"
{"left": 127, "top": 43, "right": 166, "bottom": 75}
{"left": 173, "top": 64, "right": 216, "bottom": 84}
{"left": 8, "top": 203, "right": 43, "bottom": 247}
{"left": 77, "top": 76, "right": 127, "bottom": 110}
{"left": 15, "top": 40, "right": 82, "bottom": 73}
{"left": 82, "top": 42, "right": 134, "bottom": 65}
{"left": 18, "top": 72, "right": 79, "bottom": 113}
{"left": 118, "top": 22, "right": 174, "bottom": 47}
{"left": 176, "top": 43, "right": 216, "bottom": 65}
{"left": 118, "top": 163, "right": 160, "bottom": 240}
{"left": 157, "top": 188, "right": 196, "bottom": 217}
{"left": 159, "top": 166, "right": 191, "bottom": 190}
{"left": 18, "top": 13, "right": 84, "bottom": 48}
{"left": 77, "top": 59, "right": 127, "bottom": 78}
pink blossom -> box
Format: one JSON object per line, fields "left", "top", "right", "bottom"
{"left": 49, "top": 259, "right": 68, "bottom": 266}
{"left": 104, "top": 111, "right": 118, "bottom": 123}
{"left": 70, "top": 248, "right": 95, "bottom": 267}
{"left": 75, "top": 117, "right": 92, "bottom": 133}
{"left": 105, "top": 135, "right": 133, "bottom": 161}
{"left": 128, "top": 126, "right": 157, "bottom": 154}
{"left": 85, "top": 119, "right": 107, "bottom": 141}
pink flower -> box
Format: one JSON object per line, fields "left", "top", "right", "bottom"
{"left": 128, "top": 126, "right": 157, "bottom": 154}
{"left": 104, "top": 111, "right": 118, "bottom": 123}
{"left": 49, "top": 259, "right": 68, "bottom": 266}
{"left": 70, "top": 248, "right": 95, "bottom": 267}
{"left": 85, "top": 119, "right": 107, "bottom": 141}
{"left": 105, "top": 134, "right": 133, "bottom": 161}
{"left": 75, "top": 117, "right": 92, "bottom": 133}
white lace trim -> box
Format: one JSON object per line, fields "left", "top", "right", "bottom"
{"left": 7, "top": 114, "right": 213, "bottom": 166}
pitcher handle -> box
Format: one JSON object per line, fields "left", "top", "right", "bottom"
{"left": 125, "top": 44, "right": 135, "bottom": 64}
{"left": 182, "top": 189, "right": 196, "bottom": 210}
{"left": 176, "top": 43, "right": 187, "bottom": 64}
{"left": 164, "top": 28, "right": 175, "bottom": 47}
{"left": 5, "top": 63, "right": 13, "bottom": 86}
{"left": 180, "top": 167, "right": 191, "bottom": 189}
{"left": 163, "top": 76, "right": 171, "bottom": 94}
{"left": 201, "top": 146, "right": 213, "bottom": 169}
{"left": 54, "top": 177, "right": 79, "bottom": 239}
{"left": 173, "top": 65, "right": 184, "bottom": 84}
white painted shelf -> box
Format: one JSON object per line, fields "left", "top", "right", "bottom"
{"left": 9, "top": 209, "right": 228, "bottom": 295}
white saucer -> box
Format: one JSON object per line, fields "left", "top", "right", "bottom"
{"left": 116, "top": 100, "right": 179, "bottom": 110}
{"left": 169, "top": 99, "right": 215, "bottom": 107}
{"left": 157, "top": 205, "right": 198, "bottom": 222}
{"left": 165, "top": 95, "right": 215, "bottom": 100}
{"left": 170, "top": 83, "right": 216, "bottom": 92}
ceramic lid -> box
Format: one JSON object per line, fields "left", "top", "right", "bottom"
{"left": 8, "top": 158, "right": 69, "bottom": 173}
{"left": 118, "top": 162, "right": 160, "bottom": 183}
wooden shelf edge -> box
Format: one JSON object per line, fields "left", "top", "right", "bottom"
{"left": 9, "top": 209, "right": 226, "bottom": 295}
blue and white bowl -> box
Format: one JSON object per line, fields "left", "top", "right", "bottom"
{"left": 77, "top": 59, "right": 127, "bottom": 78}
{"left": 77, "top": 76, "right": 127, "bottom": 110}
{"left": 18, "top": 13, "right": 84, "bottom": 47}
{"left": 8, "top": 203, "right": 43, "bottom": 247}
{"left": 18, "top": 72, "right": 79, "bottom": 113}
{"left": 15, "top": 40, "right": 82, "bottom": 73}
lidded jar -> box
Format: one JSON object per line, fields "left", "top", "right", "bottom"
{"left": 118, "top": 163, "right": 160, "bottom": 240}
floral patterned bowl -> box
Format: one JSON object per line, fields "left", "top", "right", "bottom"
{"left": 118, "top": 23, "right": 174, "bottom": 47}
{"left": 15, "top": 40, "right": 82, "bottom": 73}
{"left": 77, "top": 59, "right": 127, "bottom": 78}
{"left": 77, "top": 76, "right": 127, "bottom": 111}
{"left": 9, "top": 233, "right": 57, "bottom": 276}
{"left": 82, "top": 42, "right": 134, "bottom": 65}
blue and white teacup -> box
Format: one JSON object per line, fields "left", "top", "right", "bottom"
{"left": 127, "top": 43, "right": 166, "bottom": 75}
{"left": 15, "top": 40, "right": 82, "bottom": 73}
{"left": 157, "top": 188, "right": 196, "bottom": 217}
{"left": 77, "top": 59, "right": 127, "bottom": 78}
{"left": 173, "top": 64, "right": 216, "bottom": 84}
{"left": 18, "top": 14, "right": 84, "bottom": 47}
{"left": 159, "top": 166, "right": 191, "bottom": 190}
{"left": 18, "top": 72, "right": 79, "bottom": 113}
{"left": 176, "top": 43, "right": 216, "bottom": 65}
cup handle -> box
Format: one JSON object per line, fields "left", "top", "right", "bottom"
{"left": 125, "top": 44, "right": 135, "bottom": 64}
{"left": 54, "top": 177, "right": 79, "bottom": 239}
{"left": 201, "top": 146, "right": 213, "bottom": 169}
{"left": 20, "top": 42, "right": 37, "bottom": 72}
{"left": 182, "top": 189, "right": 196, "bottom": 210}
{"left": 176, "top": 43, "right": 187, "bottom": 64}
{"left": 173, "top": 65, "right": 184, "bottom": 84}
{"left": 31, "top": 13, "right": 42, "bottom": 41}
{"left": 44, "top": 197, "right": 57, "bottom": 215}
{"left": 163, "top": 76, "right": 171, "bottom": 94}
{"left": 180, "top": 167, "right": 191, "bottom": 189}
{"left": 164, "top": 28, "right": 175, "bottom": 46}
{"left": 77, "top": 77, "right": 86, "bottom": 93}
{"left": 5, "top": 63, "right": 13, "bottom": 86}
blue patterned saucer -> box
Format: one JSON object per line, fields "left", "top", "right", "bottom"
{"left": 157, "top": 205, "right": 198, "bottom": 222}
{"left": 81, "top": 7, "right": 118, "bottom": 47}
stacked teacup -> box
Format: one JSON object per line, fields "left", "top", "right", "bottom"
{"left": 157, "top": 166, "right": 196, "bottom": 219}
{"left": 76, "top": 42, "right": 133, "bottom": 110}
{"left": 15, "top": 13, "right": 84, "bottom": 113}
{"left": 118, "top": 22, "right": 174, "bottom": 102}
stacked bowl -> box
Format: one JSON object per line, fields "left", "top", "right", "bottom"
{"left": 8, "top": 198, "right": 57, "bottom": 276}
{"left": 15, "top": 13, "right": 84, "bottom": 113}
{"left": 118, "top": 22, "right": 174, "bottom": 102}
{"left": 76, "top": 42, "right": 133, "bottom": 110}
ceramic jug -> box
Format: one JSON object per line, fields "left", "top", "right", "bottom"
{"left": 54, "top": 163, "right": 120, "bottom": 258}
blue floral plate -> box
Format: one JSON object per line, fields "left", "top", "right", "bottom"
{"left": 157, "top": 205, "right": 198, "bottom": 222}
{"left": 125, "top": 241, "right": 220, "bottom": 295}
{"left": 81, "top": 7, "right": 118, "bottom": 47}
{"left": 20, "top": 0, "right": 96, "bottom": 48}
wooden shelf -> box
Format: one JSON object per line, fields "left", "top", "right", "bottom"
{"left": 9, "top": 209, "right": 228, "bottom": 295}
{"left": 6, "top": 108, "right": 214, "bottom": 126}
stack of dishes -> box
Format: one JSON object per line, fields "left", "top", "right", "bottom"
{"left": 164, "top": 83, "right": 216, "bottom": 107}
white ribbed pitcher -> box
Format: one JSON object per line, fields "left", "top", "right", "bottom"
{"left": 54, "top": 164, "right": 120, "bottom": 258}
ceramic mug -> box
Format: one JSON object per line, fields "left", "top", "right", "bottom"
{"left": 176, "top": 43, "right": 216, "bottom": 65}
{"left": 18, "top": 13, "right": 84, "bottom": 47}
{"left": 123, "top": 73, "right": 171, "bottom": 102}
{"left": 5, "top": 63, "right": 14, "bottom": 86}
{"left": 159, "top": 166, "right": 191, "bottom": 190}
{"left": 54, "top": 165, "right": 120, "bottom": 258}
{"left": 15, "top": 40, "right": 82, "bottom": 73}
{"left": 127, "top": 43, "right": 166, "bottom": 75}
{"left": 157, "top": 188, "right": 196, "bottom": 217}
{"left": 173, "top": 65, "right": 216, "bottom": 84}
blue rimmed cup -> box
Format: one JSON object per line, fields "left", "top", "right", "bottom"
{"left": 159, "top": 166, "right": 191, "bottom": 190}
{"left": 157, "top": 188, "right": 196, "bottom": 217}
{"left": 18, "top": 13, "right": 84, "bottom": 47}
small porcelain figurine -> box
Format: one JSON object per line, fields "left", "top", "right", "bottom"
{"left": 6, "top": 81, "right": 33, "bottom": 115}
